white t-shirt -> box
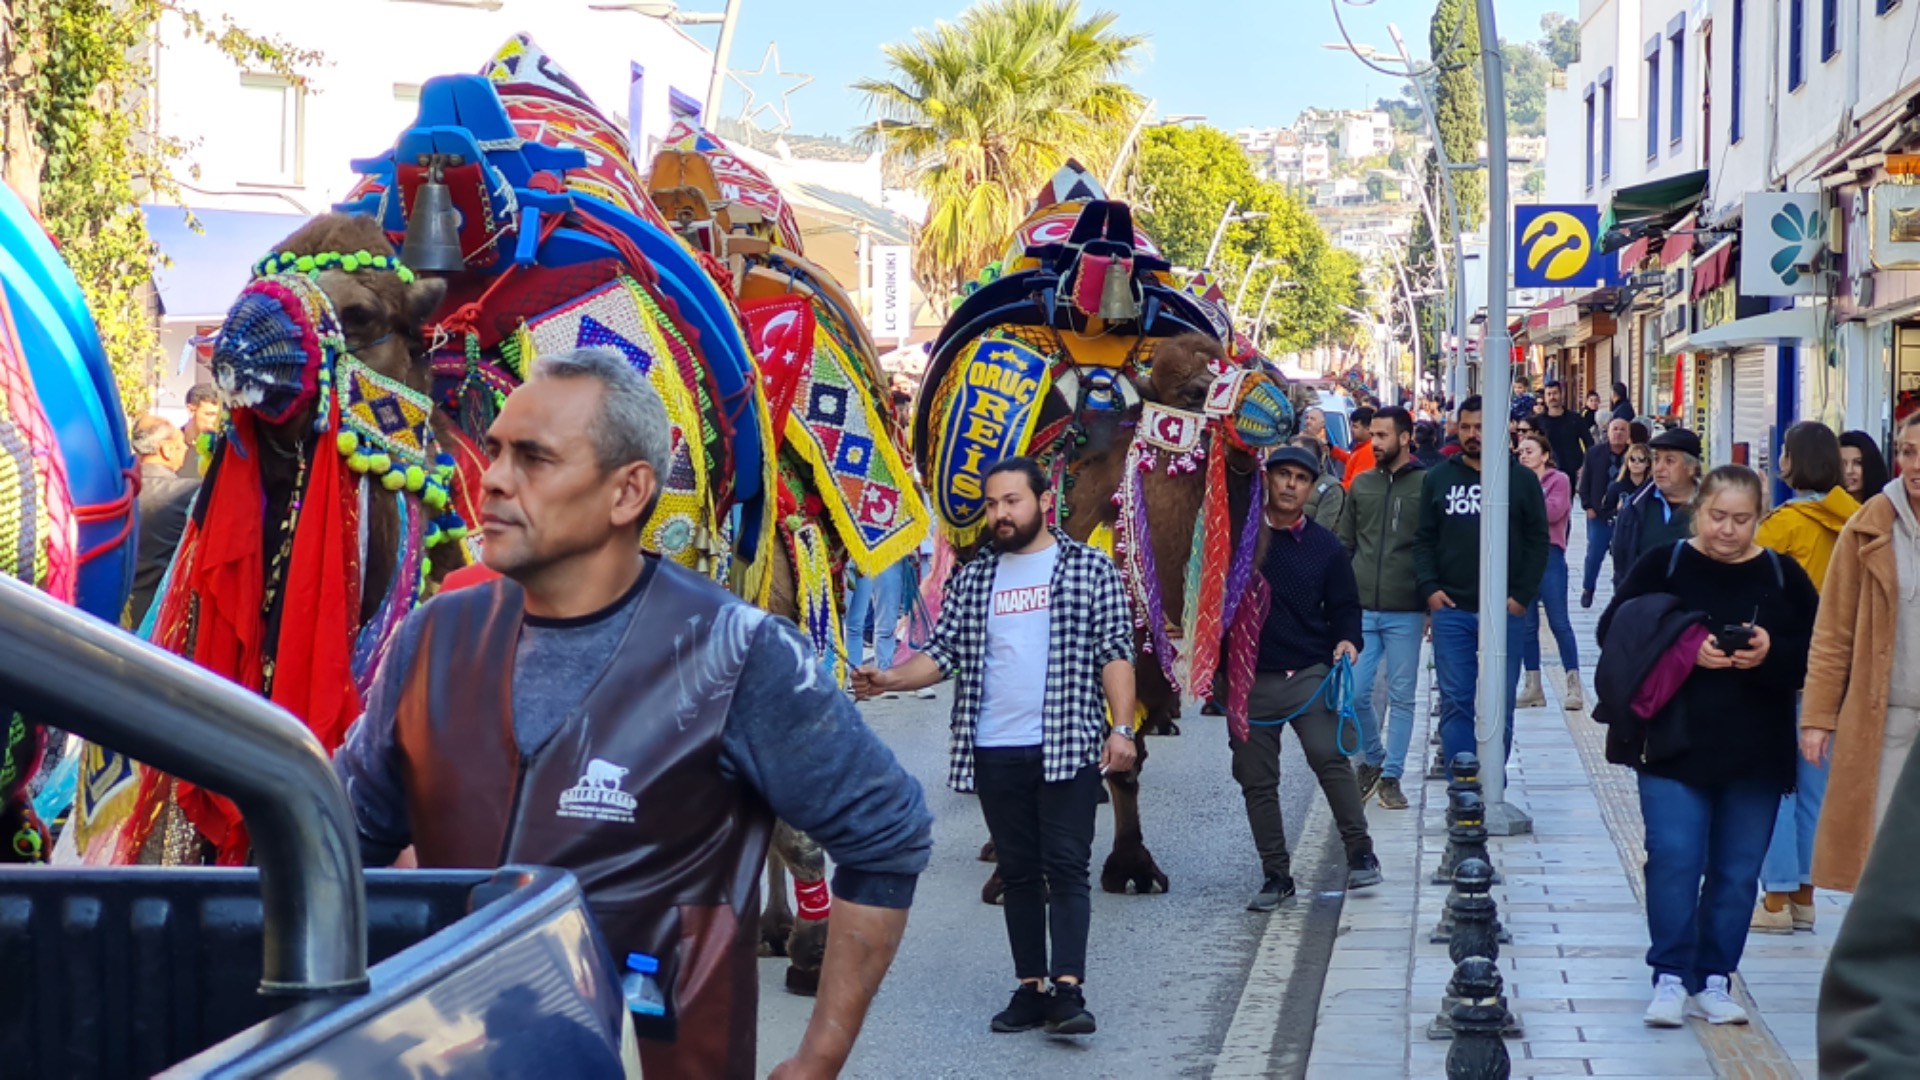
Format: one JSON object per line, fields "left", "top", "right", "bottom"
{"left": 973, "top": 544, "right": 1058, "bottom": 748}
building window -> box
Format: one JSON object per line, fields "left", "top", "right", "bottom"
{"left": 237, "top": 74, "right": 305, "bottom": 187}
{"left": 1670, "top": 18, "right": 1686, "bottom": 148}
{"left": 1732, "top": 0, "right": 1745, "bottom": 143}
{"left": 1790, "top": 0, "right": 1805, "bottom": 90}
{"left": 1879, "top": 0, "right": 1900, "bottom": 16}
{"left": 1647, "top": 44, "right": 1661, "bottom": 160}
{"left": 1600, "top": 70, "right": 1614, "bottom": 180}
{"left": 1584, "top": 85, "right": 1597, "bottom": 190}
{"left": 1822, "top": 0, "right": 1839, "bottom": 59}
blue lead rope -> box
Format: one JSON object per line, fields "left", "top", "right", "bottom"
{"left": 1247, "top": 655, "right": 1363, "bottom": 757}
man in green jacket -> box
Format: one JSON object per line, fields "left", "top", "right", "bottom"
{"left": 1338, "top": 406, "right": 1427, "bottom": 810}
{"left": 1412, "top": 395, "right": 1550, "bottom": 779}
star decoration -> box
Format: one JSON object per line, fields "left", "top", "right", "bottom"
{"left": 727, "top": 42, "right": 814, "bottom": 135}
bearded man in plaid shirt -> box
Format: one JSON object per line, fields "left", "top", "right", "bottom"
{"left": 854, "top": 456, "right": 1136, "bottom": 1038}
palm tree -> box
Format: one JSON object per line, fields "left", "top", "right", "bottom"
{"left": 854, "top": 0, "right": 1145, "bottom": 304}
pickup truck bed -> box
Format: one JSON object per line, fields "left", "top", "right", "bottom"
{"left": 0, "top": 865, "right": 628, "bottom": 1079}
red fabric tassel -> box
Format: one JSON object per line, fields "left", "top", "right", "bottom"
{"left": 1225, "top": 574, "right": 1271, "bottom": 744}
{"left": 1188, "top": 436, "right": 1232, "bottom": 693}
{"left": 270, "top": 422, "right": 364, "bottom": 755}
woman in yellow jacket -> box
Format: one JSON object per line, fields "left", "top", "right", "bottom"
{"left": 1751, "top": 422, "right": 1861, "bottom": 933}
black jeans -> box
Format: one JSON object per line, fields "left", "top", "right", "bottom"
{"left": 974, "top": 746, "right": 1102, "bottom": 983}
{"left": 1232, "top": 665, "right": 1374, "bottom": 880}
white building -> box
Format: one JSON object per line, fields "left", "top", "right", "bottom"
{"left": 141, "top": 0, "right": 717, "bottom": 419}
{"left": 1339, "top": 111, "right": 1394, "bottom": 162}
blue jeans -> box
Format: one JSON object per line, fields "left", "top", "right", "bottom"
{"left": 1638, "top": 773, "right": 1780, "bottom": 993}
{"left": 1583, "top": 517, "right": 1614, "bottom": 594}
{"left": 1523, "top": 546, "right": 1581, "bottom": 673}
{"left": 1430, "top": 606, "right": 1525, "bottom": 779}
{"left": 1760, "top": 749, "right": 1831, "bottom": 893}
{"left": 1350, "top": 610, "right": 1427, "bottom": 779}
{"left": 842, "top": 560, "right": 908, "bottom": 669}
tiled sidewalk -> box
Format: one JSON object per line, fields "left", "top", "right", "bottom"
{"left": 1300, "top": 526, "right": 1842, "bottom": 1080}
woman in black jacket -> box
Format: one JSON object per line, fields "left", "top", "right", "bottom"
{"left": 1602, "top": 444, "right": 1652, "bottom": 584}
{"left": 1596, "top": 465, "right": 1819, "bottom": 1030}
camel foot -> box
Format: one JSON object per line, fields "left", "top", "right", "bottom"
{"left": 1101, "top": 843, "right": 1170, "bottom": 895}
{"left": 787, "top": 916, "right": 828, "bottom": 971}
{"left": 1143, "top": 719, "right": 1180, "bottom": 736}
{"left": 784, "top": 964, "right": 820, "bottom": 996}
{"left": 759, "top": 911, "right": 794, "bottom": 958}
{"left": 978, "top": 839, "right": 997, "bottom": 863}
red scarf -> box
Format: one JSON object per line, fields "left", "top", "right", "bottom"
{"left": 142, "top": 408, "right": 365, "bottom": 865}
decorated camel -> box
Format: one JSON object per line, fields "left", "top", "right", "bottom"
{"left": 76, "top": 37, "right": 923, "bottom": 998}
{"left": 913, "top": 166, "right": 1293, "bottom": 901}
{"left": 0, "top": 179, "right": 139, "bottom": 864}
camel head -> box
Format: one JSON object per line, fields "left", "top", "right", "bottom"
{"left": 212, "top": 212, "right": 447, "bottom": 454}
{"left": 1140, "top": 332, "right": 1229, "bottom": 412}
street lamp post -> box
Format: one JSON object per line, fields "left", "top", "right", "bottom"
{"left": 1204, "top": 203, "right": 1271, "bottom": 271}
{"left": 1251, "top": 279, "right": 1300, "bottom": 345}
{"left": 1234, "top": 254, "right": 1277, "bottom": 314}
{"left": 1105, "top": 102, "right": 1206, "bottom": 193}
{"left": 1473, "top": 0, "right": 1527, "bottom": 837}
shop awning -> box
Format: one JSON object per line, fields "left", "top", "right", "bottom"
{"left": 142, "top": 204, "right": 311, "bottom": 320}
{"left": 1607, "top": 170, "right": 1710, "bottom": 227}
{"left": 1684, "top": 306, "right": 1818, "bottom": 350}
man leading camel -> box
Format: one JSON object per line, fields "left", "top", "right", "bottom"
{"left": 334, "top": 347, "right": 931, "bottom": 1080}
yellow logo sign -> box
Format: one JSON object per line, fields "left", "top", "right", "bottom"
{"left": 1521, "top": 211, "right": 1594, "bottom": 282}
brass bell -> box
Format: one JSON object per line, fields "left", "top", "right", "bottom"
{"left": 1098, "top": 260, "right": 1139, "bottom": 322}
{"left": 401, "top": 153, "right": 466, "bottom": 273}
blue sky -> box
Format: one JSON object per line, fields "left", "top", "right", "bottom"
{"left": 686, "top": 0, "right": 1579, "bottom": 140}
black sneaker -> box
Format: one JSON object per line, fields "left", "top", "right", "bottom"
{"left": 1347, "top": 850, "right": 1383, "bottom": 890}
{"left": 1247, "top": 873, "right": 1297, "bottom": 912}
{"left": 1581, "top": 588, "right": 1595, "bottom": 609}
{"left": 991, "top": 983, "right": 1050, "bottom": 1033}
{"left": 1354, "top": 762, "right": 1383, "bottom": 800}
{"left": 1045, "top": 981, "right": 1096, "bottom": 1035}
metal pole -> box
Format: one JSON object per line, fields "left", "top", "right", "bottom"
{"left": 1106, "top": 97, "right": 1156, "bottom": 193}
{"left": 1204, "top": 199, "right": 1239, "bottom": 270}
{"left": 1252, "top": 276, "right": 1281, "bottom": 344}
{"left": 1388, "top": 23, "right": 1471, "bottom": 405}
{"left": 1473, "top": 0, "right": 1529, "bottom": 837}
{"left": 704, "top": 0, "right": 743, "bottom": 123}
{"left": 1383, "top": 245, "right": 1425, "bottom": 386}
{"left": 1235, "top": 255, "right": 1273, "bottom": 314}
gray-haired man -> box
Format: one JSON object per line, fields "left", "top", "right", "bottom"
{"left": 333, "top": 347, "right": 932, "bottom": 1080}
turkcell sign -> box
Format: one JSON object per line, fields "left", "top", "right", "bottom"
{"left": 870, "top": 244, "right": 911, "bottom": 343}
{"left": 1513, "top": 204, "right": 1605, "bottom": 288}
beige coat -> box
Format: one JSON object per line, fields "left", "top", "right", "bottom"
{"left": 1805, "top": 494, "right": 1902, "bottom": 892}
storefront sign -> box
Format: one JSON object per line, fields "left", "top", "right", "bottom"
{"left": 1870, "top": 183, "right": 1920, "bottom": 270}
{"left": 1514, "top": 205, "right": 1606, "bottom": 287}
{"left": 1662, "top": 256, "right": 1692, "bottom": 351}
{"left": 1742, "top": 192, "right": 1823, "bottom": 295}
{"left": 870, "top": 244, "right": 911, "bottom": 342}
{"left": 1695, "top": 282, "right": 1738, "bottom": 333}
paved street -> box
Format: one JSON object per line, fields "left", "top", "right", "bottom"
{"left": 758, "top": 686, "right": 1330, "bottom": 1077}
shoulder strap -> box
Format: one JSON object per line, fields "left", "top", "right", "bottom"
{"left": 1767, "top": 548, "right": 1784, "bottom": 589}
{"left": 1665, "top": 539, "right": 1687, "bottom": 582}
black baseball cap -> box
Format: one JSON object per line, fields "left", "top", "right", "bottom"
{"left": 1648, "top": 427, "right": 1703, "bottom": 458}
{"left": 1264, "top": 445, "right": 1321, "bottom": 476}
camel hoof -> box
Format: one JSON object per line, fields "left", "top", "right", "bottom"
{"left": 1142, "top": 719, "right": 1180, "bottom": 736}
{"left": 787, "top": 917, "right": 828, "bottom": 972}
{"left": 978, "top": 840, "right": 997, "bottom": 863}
{"left": 1100, "top": 846, "right": 1170, "bottom": 896}
{"left": 784, "top": 964, "right": 821, "bottom": 997}
{"left": 759, "top": 917, "right": 794, "bottom": 958}
{"left": 981, "top": 870, "right": 1005, "bottom": 905}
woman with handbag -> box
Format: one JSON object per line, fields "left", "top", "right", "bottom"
{"left": 1597, "top": 465, "right": 1820, "bottom": 1029}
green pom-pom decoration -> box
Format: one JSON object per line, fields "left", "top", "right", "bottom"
{"left": 405, "top": 465, "right": 426, "bottom": 491}
{"left": 447, "top": 525, "right": 468, "bottom": 541}
{"left": 348, "top": 452, "right": 372, "bottom": 473}
{"left": 356, "top": 249, "right": 372, "bottom": 264}
{"left": 296, "top": 255, "right": 316, "bottom": 273}
{"left": 368, "top": 452, "right": 392, "bottom": 473}
{"left": 397, "top": 266, "right": 416, "bottom": 283}
{"left": 341, "top": 254, "right": 360, "bottom": 272}
{"left": 423, "top": 488, "right": 448, "bottom": 511}
{"left": 336, "top": 432, "right": 359, "bottom": 455}
{"left": 381, "top": 469, "right": 407, "bottom": 491}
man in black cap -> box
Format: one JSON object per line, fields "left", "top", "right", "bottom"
{"left": 1610, "top": 426, "right": 1702, "bottom": 581}
{"left": 1229, "top": 444, "right": 1380, "bottom": 914}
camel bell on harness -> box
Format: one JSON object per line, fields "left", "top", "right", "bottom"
{"left": 401, "top": 153, "right": 466, "bottom": 273}
{"left": 1097, "top": 260, "right": 1140, "bottom": 322}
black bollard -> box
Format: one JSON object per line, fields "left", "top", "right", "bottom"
{"left": 1433, "top": 789, "right": 1491, "bottom": 886}
{"left": 1435, "top": 755, "right": 1501, "bottom": 884}
{"left": 1444, "top": 958, "right": 1513, "bottom": 1079}
{"left": 1431, "top": 860, "right": 1522, "bottom": 1037}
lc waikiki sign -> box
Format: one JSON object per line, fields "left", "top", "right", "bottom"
{"left": 1514, "top": 205, "right": 1607, "bottom": 288}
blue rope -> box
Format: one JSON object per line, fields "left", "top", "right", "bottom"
{"left": 1247, "top": 655, "right": 1363, "bottom": 757}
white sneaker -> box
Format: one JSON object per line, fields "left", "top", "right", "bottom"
{"left": 1644, "top": 974, "right": 1687, "bottom": 1028}
{"left": 1686, "top": 976, "right": 1750, "bottom": 1024}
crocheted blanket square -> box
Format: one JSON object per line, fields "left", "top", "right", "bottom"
{"left": 784, "top": 325, "right": 927, "bottom": 575}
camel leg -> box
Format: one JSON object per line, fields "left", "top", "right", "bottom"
{"left": 760, "top": 847, "right": 793, "bottom": 958}
{"left": 1102, "top": 718, "right": 1169, "bottom": 895}
{"left": 771, "top": 820, "right": 828, "bottom": 996}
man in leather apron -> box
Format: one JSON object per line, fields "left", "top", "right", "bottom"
{"left": 334, "top": 347, "right": 933, "bottom": 1079}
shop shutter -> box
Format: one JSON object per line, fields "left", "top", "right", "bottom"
{"left": 1732, "top": 347, "right": 1769, "bottom": 472}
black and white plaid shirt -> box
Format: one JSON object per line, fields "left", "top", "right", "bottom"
{"left": 922, "top": 527, "right": 1135, "bottom": 792}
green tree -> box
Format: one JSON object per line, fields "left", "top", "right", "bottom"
{"left": 1503, "top": 39, "right": 1553, "bottom": 137}
{"left": 2, "top": 2, "right": 317, "bottom": 416}
{"left": 1540, "top": 12, "right": 1581, "bottom": 69}
{"left": 1431, "top": 0, "right": 1484, "bottom": 232}
{"left": 854, "top": 0, "right": 1144, "bottom": 304}
{"left": 1134, "top": 124, "right": 1360, "bottom": 354}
